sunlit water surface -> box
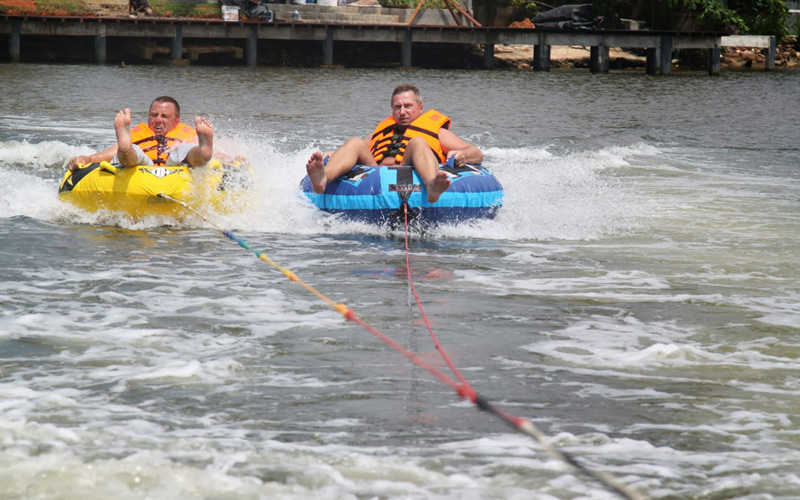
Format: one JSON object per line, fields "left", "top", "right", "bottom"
{"left": 1, "top": 63, "right": 799, "bottom": 499}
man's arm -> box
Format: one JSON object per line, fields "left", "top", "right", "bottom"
{"left": 68, "top": 144, "right": 119, "bottom": 171}
{"left": 439, "top": 128, "right": 483, "bottom": 167}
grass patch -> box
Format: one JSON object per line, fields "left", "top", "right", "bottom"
{"left": 0, "top": 0, "right": 94, "bottom": 16}
{"left": 381, "top": 0, "right": 450, "bottom": 8}
{"left": 147, "top": 0, "right": 220, "bottom": 18}
{"left": 0, "top": 0, "right": 223, "bottom": 17}
{"left": 39, "top": 0, "right": 94, "bottom": 15}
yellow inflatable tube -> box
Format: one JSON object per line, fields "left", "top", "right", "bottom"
{"left": 59, "top": 160, "right": 249, "bottom": 219}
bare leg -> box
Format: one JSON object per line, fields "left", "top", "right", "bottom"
{"left": 115, "top": 108, "right": 138, "bottom": 167}
{"left": 306, "top": 137, "right": 376, "bottom": 194}
{"left": 402, "top": 137, "right": 450, "bottom": 203}
{"left": 184, "top": 116, "right": 214, "bottom": 167}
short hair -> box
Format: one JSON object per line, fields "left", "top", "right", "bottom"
{"left": 151, "top": 96, "right": 181, "bottom": 117}
{"left": 391, "top": 84, "right": 421, "bottom": 105}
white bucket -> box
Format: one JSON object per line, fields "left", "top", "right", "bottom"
{"left": 221, "top": 5, "right": 239, "bottom": 21}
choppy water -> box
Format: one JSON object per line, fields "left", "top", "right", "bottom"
{"left": 1, "top": 63, "right": 799, "bottom": 500}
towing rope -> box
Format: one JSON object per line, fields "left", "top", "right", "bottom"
{"left": 401, "top": 204, "right": 469, "bottom": 387}
{"left": 159, "top": 193, "right": 647, "bottom": 500}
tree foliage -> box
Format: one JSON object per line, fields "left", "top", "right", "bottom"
{"left": 661, "top": 0, "right": 788, "bottom": 35}
{"left": 583, "top": 0, "right": 789, "bottom": 36}
{"left": 510, "top": 0, "right": 541, "bottom": 19}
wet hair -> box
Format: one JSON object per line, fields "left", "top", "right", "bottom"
{"left": 391, "top": 84, "right": 421, "bottom": 105}
{"left": 150, "top": 96, "right": 181, "bottom": 117}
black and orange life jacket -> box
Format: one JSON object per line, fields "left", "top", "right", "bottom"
{"left": 369, "top": 109, "right": 451, "bottom": 164}
{"left": 130, "top": 122, "right": 198, "bottom": 166}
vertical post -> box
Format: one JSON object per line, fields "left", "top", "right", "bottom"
{"left": 483, "top": 43, "right": 494, "bottom": 69}
{"left": 660, "top": 35, "right": 672, "bottom": 74}
{"left": 766, "top": 35, "right": 776, "bottom": 70}
{"left": 9, "top": 20, "right": 21, "bottom": 62}
{"left": 401, "top": 29, "right": 412, "bottom": 67}
{"left": 172, "top": 25, "right": 183, "bottom": 61}
{"left": 95, "top": 26, "right": 107, "bottom": 65}
{"left": 533, "top": 33, "right": 550, "bottom": 71}
{"left": 246, "top": 25, "right": 257, "bottom": 67}
{"left": 707, "top": 46, "right": 720, "bottom": 76}
{"left": 646, "top": 47, "right": 659, "bottom": 74}
{"left": 323, "top": 26, "right": 334, "bottom": 66}
{"left": 590, "top": 39, "right": 609, "bottom": 73}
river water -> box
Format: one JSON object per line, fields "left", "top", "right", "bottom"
{"left": 1, "top": 63, "right": 799, "bottom": 500}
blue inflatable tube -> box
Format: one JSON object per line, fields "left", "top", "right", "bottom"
{"left": 299, "top": 163, "right": 503, "bottom": 225}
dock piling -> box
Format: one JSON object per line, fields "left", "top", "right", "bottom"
{"left": 645, "top": 47, "right": 659, "bottom": 74}
{"left": 533, "top": 44, "right": 550, "bottom": 71}
{"left": 9, "top": 19, "right": 20, "bottom": 62}
{"left": 172, "top": 25, "right": 183, "bottom": 62}
{"left": 533, "top": 33, "right": 550, "bottom": 71}
{"left": 766, "top": 35, "right": 776, "bottom": 70}
{"left": 660, "top": 35, "right": 673, "bottom": 74}
{"left": 402, "top": 29, "right": 412, "bottom": 67}
{"left": 323, "top": 26, "right": 334, "bottom": 66}
{"left": 708, "top": 46, "right": 721, "bottom": 75}
{"left": 95, "top": 34, "right": 107, "bottom": 64}
{"left": 247, "top": 25, "right": 258, "bottom": 67}
{"left": 483, "top": 43, "right": 494, "bottom": 69}
{"left": 590, "top": 40, "right": 609, "bottom": 73}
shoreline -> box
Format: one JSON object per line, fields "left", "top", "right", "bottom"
{"left": 491, "top": 43, "right": 800, "bottom": 71}
{"left": 2, "top": 6, "right": 798, "bottom": 70}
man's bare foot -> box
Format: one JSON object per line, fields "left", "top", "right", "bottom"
{"left": 114, "top": 108, "right": 132, "bottom": 154}
{"left": 306, "top": 151, "right": 328, "bottom": 194}
{"left": 195, "top": 116, "right": 214, "bottom": 163}
{"left": 426, "top": 170, "right": 451, "bottom": 203}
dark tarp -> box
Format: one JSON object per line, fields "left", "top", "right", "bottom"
{"left": 532, "top": 4, "right": 603, "bottom": 30}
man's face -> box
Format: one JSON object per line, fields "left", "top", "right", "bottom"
{"left": 391, "top": 91, "right": 423, "bottom": 127}
{"left": 147, "top": 101, "right": 180, "bottom": 135}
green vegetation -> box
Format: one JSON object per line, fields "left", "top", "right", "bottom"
{"left": 40, "top": 0, "right": 94, "bottom": 15}
{"left": 665, "top": 0, "right": 788, "bottom": 35}
{"left": 0, "top": 0, "right": 94, "bottom": 16}
{"left": 381, "top": 0, "right": 453, "bottom": 8}
{"left": 0, "top": 0, "right": 791, "bottom": 40}
{"left": 147, "top": 0, "right": 220, "bottom": 17}
{"left": 509, "top": 0, "right": 540, "bottom": 19}
{"left": 596, "top": 0, "right": 789, "bottom": 37}
{"left": 380, "top": 0, "right": 413, "bottom": 7}
{"left": 0, "top": 0, "right": 222, "bottom": 17}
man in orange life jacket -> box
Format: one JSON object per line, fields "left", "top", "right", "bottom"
{"left": 67, "top": 96, "right": 213, "bottom": 172}
{"left": 306, "top": 84, "right": 483, "bottom": 204}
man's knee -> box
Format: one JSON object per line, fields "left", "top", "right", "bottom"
{"left": 342, "top": 136, "right": 370, "bottom": 150}
{"left": 405, "top": 137, "right": 436, "bottom": 158}
{"left": 404, "top": 137, "right": 437, "bottom": 161}
{"left": 405, "top": 137, "right": 428, "bottom": 149}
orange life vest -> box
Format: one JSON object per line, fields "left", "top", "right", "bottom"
{"left": 369, "top": 109, "right": 451, "bottom": 164}
{"left": 130, "top": 122, "right": 198, "bottom": 166}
